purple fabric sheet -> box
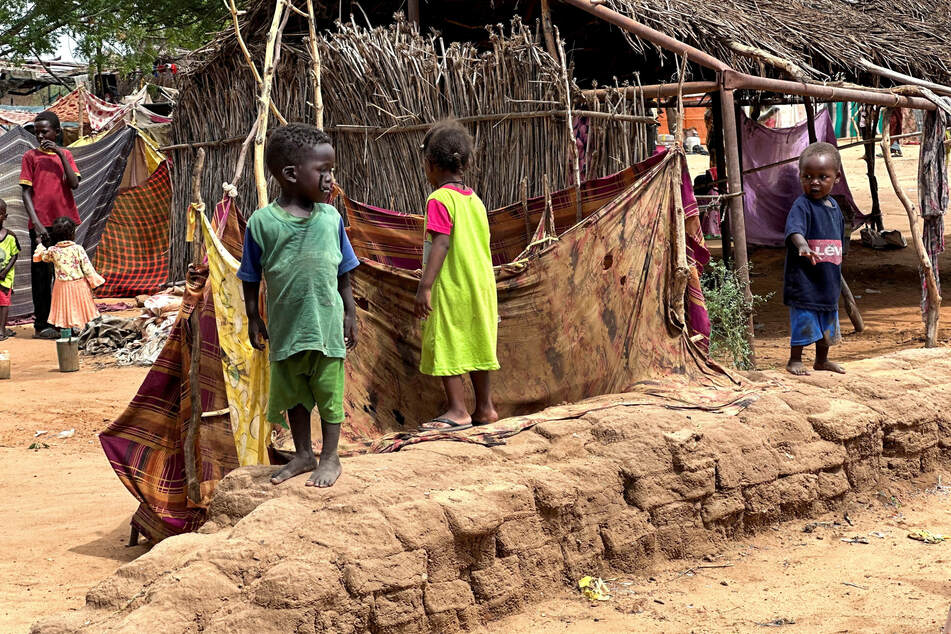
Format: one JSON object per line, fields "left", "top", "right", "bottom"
{"left": 741, "top": 110, "right": 860, "bottom": 246}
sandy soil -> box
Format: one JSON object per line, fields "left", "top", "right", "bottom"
{"left": 492, "top": 474, "right": 951, "bottom": 634}
{"left": 0, "top": 337, "right": 149, "bottom": 633}
{"left": 0, "top": 143, "right": 948, "bottom": 633}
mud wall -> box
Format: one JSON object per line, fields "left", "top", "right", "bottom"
{"left": 33, "top": 349, "right": 951, "bottom": 633}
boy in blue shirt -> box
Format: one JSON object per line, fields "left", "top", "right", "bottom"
{"left": 237, "top": 123, "right": 359, "bottom": 487}
{"left": 784, "top": 142, "right": 847, "bottom": 376}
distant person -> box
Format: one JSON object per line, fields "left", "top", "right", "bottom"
{"left": 31, "top": 216, "right": 104, "bottom": 339}
{"left": 414, "top": 120, "right": 500, "bottom": 432}
{"left": 0, "top": 200, "right": 20, "bottom": 340}
{"left": 888, "top": 109, "right": 903, "bottom": 157}
{"left": 784, "top": 142, "right": 846, "bottom": 376}
{"left": 20, "top": 111, "right": 81, "bottom": 339}
{"left": 237, "top": 123, "right": 358, "bottom": 488}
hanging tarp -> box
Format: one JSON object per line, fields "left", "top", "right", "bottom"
{"left": 93, "top": 161, "right": 171, "bottom": 297}
{"left": 740, "top": 110, "right": 861, "bottom": 247}
{"left": 98, "top": 205, "right": 245, "bottom": 543}
{"left": 0, "top": 125, "right": 135, "bottom": 317}
{"left": 342, "top": 150, "right": 721, "bottom": 439}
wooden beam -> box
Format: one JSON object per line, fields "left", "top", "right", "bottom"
{"left": 804, "top": 96, "right": 817, "bottom": 144}
{"left": 858, "top": 58, "right": 951, "bottom": 98}
{"left": 253, "top": 0, "right": 288, "bottom": 209}
{"left": 540, "top": 0, "right": 559, "bottom": 60}
{"left": 881, "top": 109, "right": 941, "bottom": 347}
{"left": 184, "top": 147, "right": 206, "bottom": 506}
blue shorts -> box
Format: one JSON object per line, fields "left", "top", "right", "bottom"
{"left": 790, "top": 307, "right": 840, "bottom": 347}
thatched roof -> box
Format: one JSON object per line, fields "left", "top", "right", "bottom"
{"left": 600, "top": 0, "right": 951, "bottom": 83}
{"left": 191, "top": 0, "right": 951, "bottom": 85}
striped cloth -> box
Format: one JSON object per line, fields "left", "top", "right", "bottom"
{"left": 94, "top": 161, "right": 171, "bottom": 297}
{"left": 99, "top": 202, "right": 245, "bottom": 542}
{"left": 0, "top": 125, "right": 135, "bottom": 317}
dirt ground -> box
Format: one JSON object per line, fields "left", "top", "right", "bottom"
{"left": 0, "top": 143, "right": 949, "bottom": 633}
{"left": 492, "top": 473, "right": 951, "bottom": 634}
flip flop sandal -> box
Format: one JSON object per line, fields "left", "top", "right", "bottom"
{"left": 420, "top": 416, "right": 472, "bottom": 432}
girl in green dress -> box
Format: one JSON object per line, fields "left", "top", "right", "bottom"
{"left": 414, "top": 120, "right": 500, "bottom": 431}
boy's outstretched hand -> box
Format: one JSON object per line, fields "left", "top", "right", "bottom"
{"left": 248, "top": 316, "right": 269, "bottom": 350}
{"left": 344, "top": 312, "right": 358, "bottom": 349}
{"left": 798, "top": 245, "right": 821, "bottom": 266}
{"left": 414, "top": 286, "right": 432, "bottom": 319}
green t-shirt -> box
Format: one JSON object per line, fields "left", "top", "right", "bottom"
{"left": 0, "top": 232, "right": 20, "bottom": 289}
{"left": 239, "top": 202, "right": 357, "bottom": 362}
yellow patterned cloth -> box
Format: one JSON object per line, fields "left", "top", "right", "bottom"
{"left": 200, "top": 212, "right": 271, "bottom": 466}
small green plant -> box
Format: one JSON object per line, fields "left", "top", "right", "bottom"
{"left": 701, "top": 259, "right": 770, "bottom": 370}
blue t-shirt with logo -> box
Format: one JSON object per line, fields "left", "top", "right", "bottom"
{"left": 783, "top": 194, "right": 844, "bottom": 311}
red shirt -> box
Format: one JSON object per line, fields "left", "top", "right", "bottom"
{"left": 19, "top": 148, "right": 81, "bottom": 228}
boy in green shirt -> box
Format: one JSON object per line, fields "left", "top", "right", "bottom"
{"left": 237, "top": 124, "right": 359, "bottom": 487}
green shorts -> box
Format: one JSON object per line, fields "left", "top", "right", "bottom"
{"left": 267, "top": 350, "right": 345, "bottom": 427}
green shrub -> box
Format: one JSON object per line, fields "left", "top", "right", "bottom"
{"left": 701, "top": 259, "right": 770, "bottom": 370}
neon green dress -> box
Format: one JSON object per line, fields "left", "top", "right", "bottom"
{"left": 420, "top": 186, "right": 499, "bottom": 376}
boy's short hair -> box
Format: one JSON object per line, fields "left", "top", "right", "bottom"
{"left": 265, "top": 123, "right": 332, "bottom": 175}
{"left": 34, "top": 111, "right": 61, "bottom": 131}
{"left": 422, "top": 119, "right": 473, "bottom": 172}
{"left": 799, "top": 142, "right": 841, "bottom": 171}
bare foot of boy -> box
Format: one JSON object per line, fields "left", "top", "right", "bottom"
{"left": 814, "top": 360, "right": 846, "bottom": 374}
{"left": 786, "top": 360, "right": 810, "bottom": 375}
{"left": 306, "top": 455, "right": 342, "bottom": 488}
{"left": 271, "top": 455, "right": 317, "bottom": 485}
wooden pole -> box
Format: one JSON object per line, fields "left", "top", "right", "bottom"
{"left": 305, "top": 0, "right": 324, "bottom": 128}
{"left": 184, "top": 148, "right": 206, "bottom": 505}
{"left": 407, "top": 0, "right": 420, "bottom": 25}
{"left": 520, "top": 177, "right": 532, "bottom": 242}
{"left": 840, "top": 275, "right": 865, "bottom": 332}
{"left": 711, "top": 91, "right": 731, "bottom": 266}
{"left": 881, "top": 109, "right": 941, "bottom": 347}
{"left": 862, "top": 106, "right": 884, "bottom": 231}
{"left": 555, "top": 29, "right": 583, "bottom": 223}
{"left": 804, "top": 96, "right": 818, "bottom": 143}
{"left": 674, "top": 53, "right": 687, "bottom": 147}
{"left": 228, "top": 0, "right": 286, "bottom": 125}
{"left": 227, "top": 118, "right": 260, "bottom": 198}
{"left": 719, "top": 87, "right": 756, "bottom": 363}
{"left": 253, "top": 0, "right": 288, "bottom": 209}
{"left": 671, "top": 154, "right": 690, "bottom": 327}
{"left": 77, "top": 85, "right": 84, "bottom": 140}
{"left": 539, "top": 0, "right": 559, "bottom": 61}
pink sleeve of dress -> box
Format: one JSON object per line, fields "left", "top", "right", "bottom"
{"left": 425, "top": 198, "right": 453, "bottom": 236}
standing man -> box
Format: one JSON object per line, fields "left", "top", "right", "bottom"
{"left": 20, "top": 111, "right": 81, "bottom": 339}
